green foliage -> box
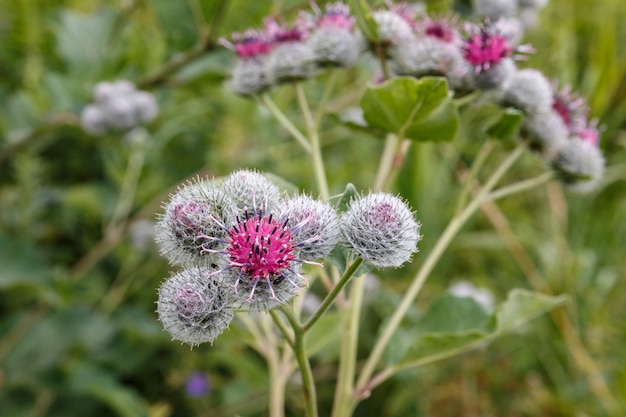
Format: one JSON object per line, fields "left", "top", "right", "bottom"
{"left": 360, "top": 77, "right": 460, "bottom": 142}
{"left": 0, "top": 0, "right": 625, "bottom": 416}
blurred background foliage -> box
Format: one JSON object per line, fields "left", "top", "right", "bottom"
{"left": 0, "top": 0, "right": 625, "bottom": 416}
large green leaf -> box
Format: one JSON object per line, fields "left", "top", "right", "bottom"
{"left": 360, "top": 77, "right": 459, "bottom": 142}
{"left": 389, "top": 289, "right": 567, "bottom": 366}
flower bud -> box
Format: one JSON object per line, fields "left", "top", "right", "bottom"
{"left": 499, "top": 68, "right": 553, "bottom": 116}
{"left": 522, "top": 110, "right": 569, "bottom": 158}
{"left": 551, "top": 138, "right": 605, "bottom": 193}
{"left": 280, "top": 195, "right": 340, "bottom": 260}
{"left": 157, "top": 267, "right": 235, "bottom": 346}
{"left": 340, "top": 192, "right": 421, "bottom": 268}
{"left": 155, "top": 179, "right": 234, "bottom": 267}
{"left": 222, "top": 169, "right": 282, "bottom": 213}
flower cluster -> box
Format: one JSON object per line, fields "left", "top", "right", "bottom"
{"left": 220, "top": 2, "right": 362, "bottom": 95}
{"left": 155, "top": 170, "right": 421, "bottom": 345}
{"left": 220, "top": 1, "right": 604, "bottom": 193}
{"left": 80, "top": 80, "right": 158, "bottom": 135}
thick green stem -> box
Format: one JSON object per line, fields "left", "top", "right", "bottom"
{"left": 260, "top": 94, "right": 312, "bottom": 154}
{"left": 355, "top": 144, "right": 526, "bottom": 395}
{"left": 303, "top": 258, "right": 364, "bottom": 332}
{"left": 331, "top": 274, "right": 365, "bottom": 417}
{"left": 488, "top": 171, "right": 555, "bottom": 201}
{"left": 279, "top": 306, "right": 318, "bottom": 417}
{"left": 296, "top": 84, "right": 330, "bottom": 200}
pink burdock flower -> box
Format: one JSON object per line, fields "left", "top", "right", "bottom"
{"left": 462, "top": 21, "right": 533, "bottom": 73}
{"left": 551, "top": 84, "right": 600, "bottom": 146}
{"left": 222, "top": 29, "right": 274, "bottom": 59}
{"left": 386, "top": 1, "right": 421, "bottom": 31}
{"left": 303, "top": 2, "right": 361, "bottom": 67}
{"left": 551, "top": 84, "right": 589, "bottom": 131}
{"left": 311, "top": 2, "right": 355, "bottom": 30}
{"left": 263, "top": 18, "right": 317, "bottom": 82}
{"left": 221, "top": 29, "right": 275, "bottom": 95}
{"left": 418, "top": 13, "right": 460, "bottom": 43}
{"left": 204, "top": 207, "right": 311, "bottom": 311}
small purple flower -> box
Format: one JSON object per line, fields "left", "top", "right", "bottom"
{"left": 418, "top": 13, "right": 460, "bottom": 43}
{"left": 185, "top": 372, "right": 211, "bottom": 398}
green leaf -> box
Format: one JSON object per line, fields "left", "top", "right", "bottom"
{"left": 0, "top": 235, "right": 50, "bottom": 290}
{"left": 414, "top": 294, "right": 492, "bottom": 334}
{"left": 494, "top": 289, "right": 567, "bottom": 331}
{"left": 487, "top": 108, "right": 523, "bottom": 140}
{"left": 360, "top": 77, "right": 459, "bottom": 142}
{"left": 68, "top": 362, "right": 148, "bottom": 417}
{"left": 334, "top": 182, "right": 359, "bottom": 212}
{"left": 55, "top": 9, "right": 117, "bottom": 76}
{"left": 349, "top": 0, "right": 379, "bottom": 42}
{"left": 390, "top": 289, "right": 566, "bottom": 366}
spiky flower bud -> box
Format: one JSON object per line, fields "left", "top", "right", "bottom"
{"left": 157, "top": 267, "right": 235, "bottom": 346}
{"left": 341, "top": 192, "right": 421, "bottom": 268}
{"left": 222, "top": 169, "right": 282, "bottom": 213}
{"left": 390, "top": 37, "right": 464, "bottom": 80}
{"left": 280, "top": 195, "right": 340, "bottom": 260}
{"left": 80, "top": 104, "right": 108, "bottom": 135}
{"left": 551, "top": 138, "right": 605, "bottom": 193}
{"left": 264, "top": 19, "right": 317, "bottom": 83}
{"left": 304, "top": 2, "right": 361, "bottom": 68}
{"left": 155, "top": 179, "right": 234, "bottom": 267}
{"left": 521, "top": 110, "right": 569, "bottom": 158}
{"left": 371, "top": 9, "right": 415, "bottom": 46}
{"left": 222, "top": 29, "right": 275, "bottom": 96}
{"left": 499, "top": 68, "right": 553, "bottom": 116}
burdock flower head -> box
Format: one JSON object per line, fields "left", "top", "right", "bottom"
{"left": 461, "top": 20, "right": 533, "bottom": 89}
{"left": 221, "top": 29, "right": 275, "bottom": 96}
{"left": 303, "top": 2, "right": 361, "bottom": 68}
{"left": 157, "top": 267, "right": 235, "bottom": 346}
{"left": 551, "top": 137, "right": 605, "bottom": 193}
{"left": 264, "top": 18, "right": 317, "bottom": 83}
{"left": 155, "top": 179, "right": 234, "bottom": 267}
{"left": 340, "top": 192, "right": 421, "bottom": 268}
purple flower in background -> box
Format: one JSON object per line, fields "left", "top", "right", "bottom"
{"left": 185, "top": 372, "right": 211, "bottom": 398}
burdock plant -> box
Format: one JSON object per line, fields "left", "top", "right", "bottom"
{"left": 151, "top": 1, "right": 609, "bottom": 416}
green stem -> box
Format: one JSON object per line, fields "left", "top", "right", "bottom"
{"left": 331, "top": 273, "right": 365, "bottom": 417}
{"left": 270, "top": 309, "right": 295, "bottom": 350}
{"left": 488, "top": 171, "right": 555, "bottom": 202}
{"left": 454, "top": 140, "right": 496, "bottom": 216}
{"left": 373, "top": 134, "right": 400, "bottom": 192}
{"left": 279, "top": 306, "right": 318, "bottom": 417}
{"left": 355, "top": 144, "right": 526, "bottom": 396}
{"left": 260, "top": 93, "right": 312, "bottom": 154}
{"left": 296, "top": 84, "right": 330, "bottom": 200}
{"left": 314, "top": 70, "right": 337, "bottom": 130}
{"left": 303, "top": 258, "right": 363, "bottom": 332}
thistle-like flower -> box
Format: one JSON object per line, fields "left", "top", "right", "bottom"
{"left": 156, "top": 267, "right": 235, "bottom": 346}
{"left": 208, "top": 207, "right": 309, "bottom": 311}
{"left": 499, "top": 68, "right": 553, "bottom": 116}
{"left": 264, "top": 19, "right": 317, "bottom": 83}
{"left": 154, "top": 179, "right": 234, "bottom": 267}
{"left": 221, "top": 29, "right": 275, "bottom": 95}
{"left": 280, "top": 195, "right": 340, "bottom": 261}
{"left": 304, "top": 2, "right": 361, "bottom": 68}
{"left": 461, "top": 21, "right": 533, "bottom": 89}
{"left": 551, "top": 138, "right": 605, "bottom": 193}
{"left": 521, "top": 110, "right": 569, "bottom": 159}
{"left": 221, "top": 169, "right": 282, "bottom": 213}
{"left": 340, "top": 192, "right": 421, "bottom": 268}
